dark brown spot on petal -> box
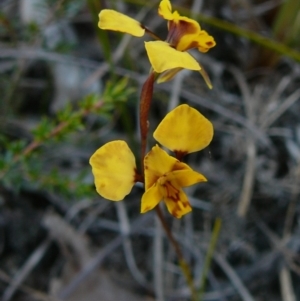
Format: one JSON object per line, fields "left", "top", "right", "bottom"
{"left": 164, "top": 181, "right": 180, "bottom": 201}
{"left": 167, "top": 20, "right": 198, "bottom": 50}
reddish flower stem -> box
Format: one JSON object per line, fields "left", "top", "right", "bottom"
{"left": 139, "top": 71, "right": 196, "bottom": 299}
{"left": 155, "top": 206, "right": 184, "bottom": 259}
{"left": 139, "top": 72, "right": 155, "bottom": 168}
{"left": 143, "top": 26, "right": 162, "bottom": 41}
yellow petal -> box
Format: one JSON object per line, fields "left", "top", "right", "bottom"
{"left": 144, "top": 145, "right": 178, "bottom": 189}
{"left": 89, "top": 140, "right": 136, "bottom": 201}
{"left": 158, "top": 0, "right": 173, "bottom": 20}
{"left": 197, "top": 31, "right": 216, "bottom": 53}
{"left": 98, "top": 10, "right": 145, "bottom": 37}
{"left": 144, "top": 41, "right": 200, "bottom": 73}
{"left": 164, "top": 189, "right": 192, "bottom": 218}
{"left": 157, "top": 68, "right": 183, "bottom": 83}
{"left": 153, "top": 104, "right": 213, "bottom": 153}
{"left": 173, "top": 168, "right": 207, "bottom": 187}
{"left": 141, "top": 184, "right": 162, "bottom": 213}
{"left": 170, "top": 23, "right": 216, "bottom": 53}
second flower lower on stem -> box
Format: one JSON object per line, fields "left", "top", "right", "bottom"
{"left": 90, "top": 104, "right": 213, "bottom": 218}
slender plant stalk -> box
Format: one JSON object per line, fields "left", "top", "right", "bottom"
{"left": 155, "top": 206, "right": 197, "bottom": 301}
{"left": 139, "top": 72, "right": 155, "bottom": 167}
{"left": 198, "top": 218, "right": 222, "bottom": 300}
{"left": 139, "top": 73, "right": 197, "bottom": 299}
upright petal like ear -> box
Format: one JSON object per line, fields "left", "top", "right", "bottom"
{"left": 99, "top": 10, "right": 145, "bottom": 37}
{"left": 153, "top": 104, "right": 213, "bottom": 154}
{"left": 89, "top": 141, "right": 137, "bottom": 201}
{"left": 144, "top": 145, "right": 178, "bottom": 189}
{"left": 158, "top": 0, "right": 173, "bottom": 20}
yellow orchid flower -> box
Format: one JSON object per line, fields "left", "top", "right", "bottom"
{"left": 141, "top": 145, "right": 206, "bottom": 218}
{"left": 158, "top": 0, "right": 215, "bottom": 53}
{"left": 89, "top": 105, "right": 213, "bottom": 218}
{"left": 98, "top": 0, "right": 216, "bottom": 87}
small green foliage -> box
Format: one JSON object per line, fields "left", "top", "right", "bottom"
{"left": 103, "top": 77, "right": 135, "bottom": 104}
{"left": 33, "top": 167, "right": 92, "bottom": 198}
{"left": 46, "top": 0, "right": 84, "bottom": 18}
{"left": 79, "top": 94, "right": 102, "bottom": 111}
{"left": 0, "top": 13, "right": 10, "bottom": 36}
{"left": 0, "top": 135, "right": 23, "bottom": 153}
{"left": 57, "top": 103, "right": 74, "bottom": 122}
{"left": 0, "top": 76, "right": 134, "bottom": 200}
{"left": 31, "top": 117, "right": 55, "bottom": 142}
{"left": 53, "top": 41, "right": 77, "bottom": 53}
{"left": 23, "top": 21, "right": 41, "bottom": 42}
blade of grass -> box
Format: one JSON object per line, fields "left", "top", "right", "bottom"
{"left": 194, "top": 14, "right": 300, "bottom": 63}
{"left": 273, "top": 0, "right": 300, "bottom": 47}
{"left": 87, "top": 0, "right": 112, "bottom": 65}
{"left": 198, "top": 218, "right": 221, "bottom": 301}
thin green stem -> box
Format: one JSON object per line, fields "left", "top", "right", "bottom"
{"left": 155, "top": 206, "right": 183, "bottom": 258}
{"left": 198, "top": 218, "right": 222, "bottom": 300}
{"left": 155, "top": 206, "right": 197, "bottom": 301}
